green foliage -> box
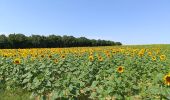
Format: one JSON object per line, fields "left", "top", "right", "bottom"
{"left": 0, "top": 33, "right": 121, "bottom": 49}
{"left": 0, "top": 45, "right": 170, "bottom": 100}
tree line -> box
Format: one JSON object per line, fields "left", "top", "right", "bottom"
{"left": 0, "top": 33, "right": 122, "bottom": 49}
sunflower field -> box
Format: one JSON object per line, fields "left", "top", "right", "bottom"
{"left": 0, "top": 45, "right": 170, "bottom": 100}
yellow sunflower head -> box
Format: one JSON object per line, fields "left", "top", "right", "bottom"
{"left": 148, "top": 52, "right": 152, "bottom": 56}
{"left": 138, "top": 52, "right": 144, "bottom": 57}
{"left": 48, "top": 55, "right": 52, "bottom": 59}
{"left": 3, "top": 54, "right": 8, "bottom": 57}
{"left": 152, "top": 56, "right": 156, "bottom": 61}
{"left": 14, "top": 58, "right": 21, "bottom": 64}
{"left": 90, "top": 52, "right": 93, "bottom": 56}
{"left": 89, "top": 55, "right": 94, "bottom": 61}
{"left": 34, "top": 55, "right": 38, "bottom": 58}
{"left": 61, "top": 55, "right": 65, "bottom": 59}
{"left": 106, "top": 53, "right": 111, "bottom": 58}
{"left": 117, "top": 66, "right": 124, "bottom": 73}
{"left": 98, "top": 56, "right": 103, "bottom": 62}
{"left": 41, "top": 55, "right": 45, "bottom": 58}
{"left": 160, "top": 55, "right": 166, "bottom": 61}
{"left": 54, "top": 59, "right": 58, "bottom": 63}
{"left": 164, "top": 74, "right": 170, "bottom": 86}
{"left": 112, "top": 51, "right": 116, "bottom": 54}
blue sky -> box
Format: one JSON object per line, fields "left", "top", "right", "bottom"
{"left": 0, "top": 0, "right": 170, "bottom": 45}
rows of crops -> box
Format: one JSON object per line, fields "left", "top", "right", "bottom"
{"left": 0, "top": 46, "right": 170, "bottom": 100}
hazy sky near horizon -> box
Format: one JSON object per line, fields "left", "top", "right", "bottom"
{"left": 0, "top": 0, "right": 170, "bottom": 45}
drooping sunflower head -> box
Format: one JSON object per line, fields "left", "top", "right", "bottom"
{"left": 160, "top": 55, "right": 166, "bottom": 61}
{"left": 89, "top": 52, "right": 93, "bottom": 56}
{"left": 80, "top": 89, "right": 85, "bottom": 94}
{"left": 164, "top": 74, "right": 170, "bottom": 86}
{"left": 14, "top": 58, "right": 21, "bottom": 64}
{"left": 117, "top": 66, "right": 124, "bottom": 73}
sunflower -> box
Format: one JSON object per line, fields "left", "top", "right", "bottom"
{"left": 14, "top": 58, "right": 21, "bottom": 64}
{"left": 61, "top": 55, "right": 65, "bottom": 59}
{"left": 89, "top": 55, "right": 94, "bottom": 61}
{"left": 48, "top": 55, "right": 52, "bottom": 59}
{"left": 54, "top": 59, "right": 58, "bottom": 63}
{"left": 105, "top": 96, "right": 111, "bottom": 100}
{"left": 90, "top": 52, "right": 93, "bottom": 56}
{"left": 138, "top": 49, "right": 145, "bottom": 57}
{"left": 3, "top": 54, "right": 8, "bottom": 57}
{"left": 41, "top": 55, "right": 45, "bottom": 58}
{"left": 80, "top": 89, "right": 85, "bottom": 94}
{"left": 117, "top": 66, "right": 124, "bottom": 73}
{"left": 106, "top": 53, "right": 111, "bottom": 58}
{"left": 164, "top": 74, "right": 170, "bottom": 86}
{"left": 34, "top": 55, "right": 37, "bottom": 58}
{"left": 98, "top": 56, "right": 103, "bottom": 62}
{"left": 148, "top": 52, "right": 152, "bottom": 56}
{"left": 138, "top": 52, "right": 144, "bottom": 57}
{"left": 152, "top": 56, "right": 156, "bottom": 61}
{"left": 112, "top": 51, "right": 116, "bottom": 54}
{"left": 160, "top": 55, "right": 166, "bottom": 61}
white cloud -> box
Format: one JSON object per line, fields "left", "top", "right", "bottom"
{"left": 0, "top": 32, "right": 11, "bottom": 36}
